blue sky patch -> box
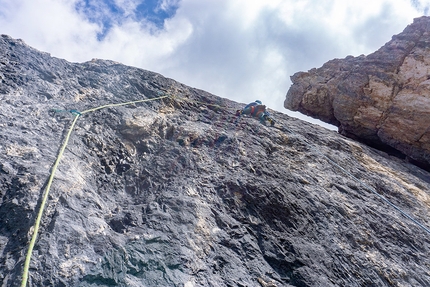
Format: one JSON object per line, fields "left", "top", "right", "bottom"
{"left": 136, "top": 0, "right": 180, "bottom": 29}
{"left": 75, "top": 0, "right": 180, "bottom": 40}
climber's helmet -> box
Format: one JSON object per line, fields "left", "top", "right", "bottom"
{"left": 255, "top": 100, "right": 262, "bottom": 105}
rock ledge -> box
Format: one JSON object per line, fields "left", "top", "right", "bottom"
{"left": 285, "top": 16, "right": 430, "bottom": 169}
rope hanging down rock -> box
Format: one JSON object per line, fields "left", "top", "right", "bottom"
{"left": 21, "top": 94, "right": 168, "bottom": 287}
{"left": 21, "top": 92, "right": 430, "bottom": 286}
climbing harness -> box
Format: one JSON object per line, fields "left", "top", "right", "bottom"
{"left": 21, "top": 94, "right": 168, "bottom": 287}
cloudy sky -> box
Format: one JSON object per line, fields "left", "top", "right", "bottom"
{"left": 0, "top": 0, "right": 429, "bottom": 127}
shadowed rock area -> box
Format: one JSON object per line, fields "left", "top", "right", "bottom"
{"left": 285, "top": 16, "right": 430, "bottom": 171}
{"left": 1, "top": 34, "right": 430, "bottom": 287}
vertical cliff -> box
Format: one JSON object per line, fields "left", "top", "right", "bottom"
{"left": 285, "top": 16, "right": 430, "bottom": 170}
{"left": 1, "top": 34, "right": 430, "bottom": 287}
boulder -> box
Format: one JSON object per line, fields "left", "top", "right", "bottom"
{"left": 285, "top": 16, "right": 430, "bottom": 169}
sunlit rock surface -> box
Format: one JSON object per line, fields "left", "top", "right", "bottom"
{"left": 285, "top": 16, "right": 430, "bottom": 170}
{"left": 1, "top": 34, "right": 430, "bottom": 287}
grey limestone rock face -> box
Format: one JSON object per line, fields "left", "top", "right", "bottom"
{"left": 1, "top": 34, "right": 430, "bottom": 287}
{"left": 285, "top": 16, "right": 430, "bottom": 170}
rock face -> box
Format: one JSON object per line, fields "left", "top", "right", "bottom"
{"left": 1, "top": 34, "right": 430, "bottom": 287}
{"left": 285, "top": 16, "right": 430, "bottom": 170}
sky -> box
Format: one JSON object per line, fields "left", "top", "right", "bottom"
{"left": 0, "top": 0, "right": 429, "bottom": 128}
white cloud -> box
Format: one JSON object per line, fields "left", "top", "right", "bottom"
{"left": 113, "top": 0, "right": 140, "bottom": 17}
{"left": 0, "top": 0, "right": 426, "bottom": 129}
{"left": 0, "top": 0, "right": 101, "bottom": 58}
{"left": 159, "top": 0, "right": 180, "bottom": 12}
{"left": 94, "top": 16, "right": 193, "bottom": 69}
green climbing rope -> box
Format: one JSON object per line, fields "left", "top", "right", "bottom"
{"left": 21, "top": 114, "right": 80, "bottom": 287}
{"left": 20, "top": 94, "right": 169, "bottom": 287}
{"left": 20, "top": 89, "right": 430, "bottom": 287}
{"left": 80, "top": 95, "right": 169, "bottom": 114}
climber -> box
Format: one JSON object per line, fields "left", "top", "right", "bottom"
{"left": 236, "top": 100, "right": 275, "bottom": 126}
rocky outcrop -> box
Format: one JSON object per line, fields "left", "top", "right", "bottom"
{"left": 1, "top": 34, "right": 430, "bottom": 287}
{"left": 285, "top": 16, "right": 430, "bottom": 170}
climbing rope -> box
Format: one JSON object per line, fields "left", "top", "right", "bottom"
{"left": 21, "top": 94, "right": 168, "bottom": 287}
{"left": 21, "top": 114, "right": 80, "bottom": 287}
{"left": 279, "top": 126, "right": 430, "bottom": 236}
{"left": 82, "top": 92, "right": 430, "bottom": 237}
{"left": 80, "top": 95, "right": 168, "bottom": 114}
{"left": 22, "top": 91, "right": 429, "bottom": 286}
{"left": 170, "top": 94, "right": 235, "bottom": 112}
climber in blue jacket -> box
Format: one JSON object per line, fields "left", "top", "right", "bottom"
{"left": 236, "top": 100, "right": 275, "bottom": 126}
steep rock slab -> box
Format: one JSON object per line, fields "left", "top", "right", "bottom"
{"left": 1, "top": 35, "right": 430, "bottom": 287}
{"left": 285, "top": 16, "right": 430, "bottom": 169}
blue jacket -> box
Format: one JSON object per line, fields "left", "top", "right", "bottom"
{"left": 243, "top": 102, "right": 259, "bottom": 110}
